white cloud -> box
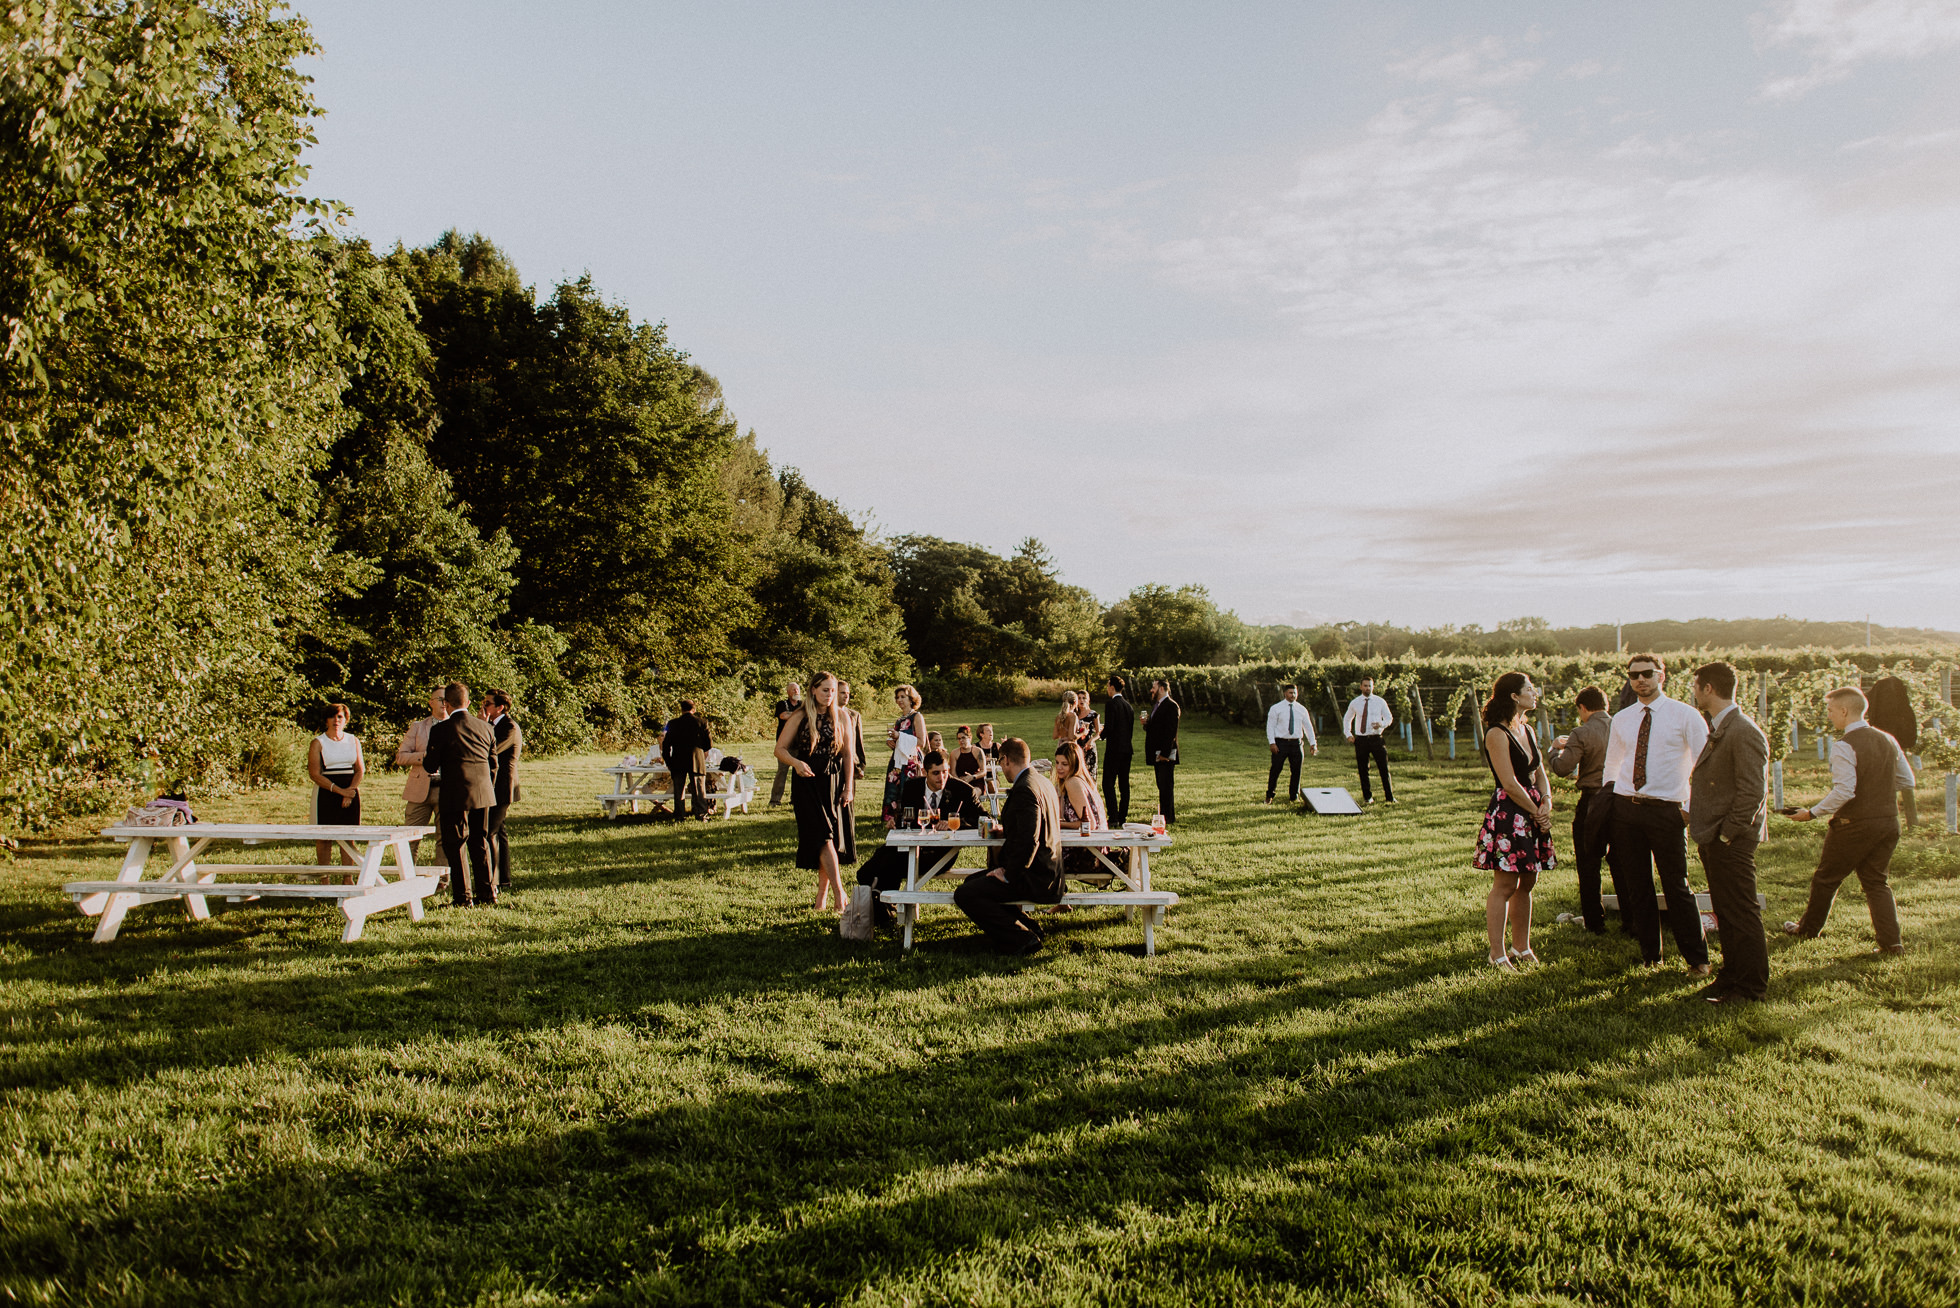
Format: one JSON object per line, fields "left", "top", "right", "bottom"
{"left": 1386, "top": 35, "right": 1544, "bottom": 88}
{"left": 1756, "top": 0, "right": 1960, "bottom": 99}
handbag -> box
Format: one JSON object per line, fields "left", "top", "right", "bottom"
{"left": 840, "top": 884, "right": 876, "bottom": 942}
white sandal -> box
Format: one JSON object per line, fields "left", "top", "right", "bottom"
{"left": 1488, "top": 955, "right": 1517, "bottom": 972}
{"left": 1511, "top": 948, "right": 1539, "bottom": 965}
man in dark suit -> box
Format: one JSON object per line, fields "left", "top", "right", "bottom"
{"left": 484, "top": 689, "right": 523, "bottom": 891}
{"left": 858, "top": 750, "right": 984, "bottom": 921}
{"left": 1100, "top": 674, "right": 1135, "bottom": 826}
{"left": 422, "top": 680, "right": 497, "bottom": 906}
{"left": 1143, "top": 678, "right": 1180, "bottom": 825}
{"left": 662, "top": 699, "right": 712, "bottom": 821}
{"left": 1688, "top": 662, "right": 1770, "bottom": 1003}
{"left": 953, "top": 737, "right": 1065, "bottom": 954}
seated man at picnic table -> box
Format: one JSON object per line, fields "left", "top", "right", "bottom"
{"left": 858, "top": 750, "right": 984, "bottom": 926}
{"left": 953, "top": 737, "right": 1065, "bottom": 955}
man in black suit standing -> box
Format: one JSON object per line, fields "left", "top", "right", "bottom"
{"left": 1688, "top": 662, "right": 1770, "bottom": 1004}
{"left": 953, "top": 737, "right": 1064, "bottom": 954}
{"left": 423, "top": 680, "right": 497, "bottom": 907}
{"left": 1100, "top": 674, "right": 1135, "bottom": 826}
{"left": 662, "top": 699, "right": 712, "bottom": 821}
{"left": 484, "top": 689, "right": 523, "bottom": 892}
{"left": 1143, "top": 678, "right": 1181, "bottom": 825}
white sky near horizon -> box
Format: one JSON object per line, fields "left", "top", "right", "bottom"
{"left": 293, "top": 0, "right": 1960, "bottom": 632}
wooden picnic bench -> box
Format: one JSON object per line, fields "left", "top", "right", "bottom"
{"left": 64, "top": 823, "right": 441, "bottom": 944}
{"left": 883, "top": 827, "right": 1178, "bottom": 955}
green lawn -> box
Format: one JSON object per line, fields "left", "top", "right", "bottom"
{"left": 4, "top": 706, "right": 1958, "bottom": 1306}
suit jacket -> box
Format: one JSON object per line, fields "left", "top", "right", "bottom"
{"left": 897, "top": 774, "right": 982, "bottom": 828}
{"left": 397, "top": 713, "right": 443, "bottom": 803}
{"left": 1143, "top": 695, "right": 1180, "bottom": 764}
{"left": 491, "top": 713, "right": 523, "bottom": 807}
{"left": 662, "top": 713, "right": 711, "bottom": 773}
{"left": 1688, "top": 706, "right": 1769, "bottom": 847}
{"left": 424, "top": 710, "right": 495, "bottom": 811}
{"left": 992, "top": 767, "right": 1064, "bottom": 901}
{"left": 1550, "top": 710, "right": 1612, "bottom": 789}
{"left": 1102, "top": 693, "right": 1135, "bottom": 758}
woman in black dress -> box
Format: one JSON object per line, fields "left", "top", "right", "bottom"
{"left": 1476, "top": 671, "right": 1554, "bottom": 971}
{"left": 775, "top": 671, "right": 856, "bottom": 912}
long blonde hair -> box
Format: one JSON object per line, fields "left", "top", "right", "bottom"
{"left": 802, "top": 671, "right": 845, "bottom": 755}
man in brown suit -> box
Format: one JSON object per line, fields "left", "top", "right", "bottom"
{"left": 953, "top": 737, "right": 1065, "bottom": 955}
{"left": 1688, "top": 662, "right": 1770, "bottom": 1004}
{"left": 423, "top": 681, "right": 497, "bottom": 906}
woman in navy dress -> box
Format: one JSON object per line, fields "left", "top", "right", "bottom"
{"left": 1477, "top": 671, "right": 1555, "bottom": 971}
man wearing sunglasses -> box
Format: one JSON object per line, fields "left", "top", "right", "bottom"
{"left": 1599, "top": 654, "right": 1713, "bottom": 975}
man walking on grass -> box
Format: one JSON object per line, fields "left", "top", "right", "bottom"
{"left": 1783, "top": 686, "right": 1914, "bottom": 955}
{"left": 1101, "top": 674, "right": 1135, "bottom": 825}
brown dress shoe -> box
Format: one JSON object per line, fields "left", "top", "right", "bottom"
{"left": 1685, "top": 963, "right": 1713, "bottom": 978}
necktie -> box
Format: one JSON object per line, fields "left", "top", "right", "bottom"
{"left": 1358, "top": 698, "right": 1368, "bottom": 734}
{"left": 1633, "top": 706, "right": 1652, "bottom": 792}
{"left": 1288, "top": 705, "right": 1296, "bottom": 735}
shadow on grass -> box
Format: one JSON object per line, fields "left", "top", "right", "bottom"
{"left": 9, "top": 921, "right": 1940, "bottom": 1305}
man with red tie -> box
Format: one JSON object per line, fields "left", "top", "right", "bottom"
{"left": 1600, "top": 654, "right": 1712, "bottom": 974}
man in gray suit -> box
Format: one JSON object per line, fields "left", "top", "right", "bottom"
{"left": 422, "top": 681, "right": 498, "bottom": 906}
{"left": 1688, "top": 661, "right": 1770, "bottom": 1003}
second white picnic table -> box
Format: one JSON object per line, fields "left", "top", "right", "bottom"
{"left": 882, "top": 827, "right": 1177, "bottom": 954}
{"left": 64, "top": 823, "right": 440, "bottom": 944}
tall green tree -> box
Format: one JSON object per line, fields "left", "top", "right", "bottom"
{"left": 887, "top": 535, "right": 1109, "bottom": 677}
{"left": 1, "top": 0, "right": 344, "bottom": 826}
{"left": 394, "top": 232, "right": 753, "bottom": 732}
{"left": 1107, "top": 584, "right": 1246, "bottom": 667}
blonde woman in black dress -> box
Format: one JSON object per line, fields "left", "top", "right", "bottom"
{"left": 1477, "top": 671, "right": 1554, "bottom": 971}
{"left": 776, "top": 671, "right": 857, "bottom": 912}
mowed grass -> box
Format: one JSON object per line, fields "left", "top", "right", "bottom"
{"left": 3, "top": 706, "right": 1958, "bottom": 1307}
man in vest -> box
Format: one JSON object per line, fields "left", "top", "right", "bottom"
{"left": 1783, "top": 686, "right": 1915, "bottom": 953}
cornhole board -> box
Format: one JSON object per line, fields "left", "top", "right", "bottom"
{"left": 1301, "top": 788, "right": 1363, "bottom": 815}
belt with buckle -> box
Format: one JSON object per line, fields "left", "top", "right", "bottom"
{"left": 1624, "top": 793, "right": 1673, "bottom": 806}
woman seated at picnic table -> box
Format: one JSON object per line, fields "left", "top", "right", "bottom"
{"left": 952, "top": 725, "right": 987, "bottom": 785}
{"left": 1052, "top": 741, "right": 1108, "bottom": 880}
{"left": 308, "top": 702, "right": 365, "bottom": 879}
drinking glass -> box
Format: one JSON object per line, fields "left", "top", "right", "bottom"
{"left": 901, "top": 806, "right": 916, "bottom": 829}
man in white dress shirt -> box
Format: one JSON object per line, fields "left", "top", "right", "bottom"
{"left": 1343, "top": 678, "right": 1395, "bottom": 804}
{"left": 1264, "top": 684, "right": 1318, "bottom": 804}
{"left": 1600, "top": 653, "right": 1712, "bottom": 974}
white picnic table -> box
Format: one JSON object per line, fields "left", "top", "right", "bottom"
{"left": 597, "top": 760, "right": 757, "bottom": 818}
{"left": 883, "top": 827, "right": 1177, "bottom": 955}
{"left": 64, "top": 823, "right": 441, "bottom": 944}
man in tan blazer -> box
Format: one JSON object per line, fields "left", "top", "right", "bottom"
{"left": 395, "top": 688, "right": 448, "bottom": 857}
{"left": 422, "top": 681, "right": 498, "bottom": 906}
{"left": 1688, "top": 661, "right": 1770, "bottom": 1004}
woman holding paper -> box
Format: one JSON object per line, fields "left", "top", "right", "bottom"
{"left": 882, "top": 684, "right": 928, "bottom": 826}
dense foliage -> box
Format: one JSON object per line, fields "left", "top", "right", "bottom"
{"left": 0, "top": 3, "right": 909, "bottom": 831}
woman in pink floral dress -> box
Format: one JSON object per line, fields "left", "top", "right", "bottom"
{"left": 1477, "top": 671, "right": 1555, "bottom": 971}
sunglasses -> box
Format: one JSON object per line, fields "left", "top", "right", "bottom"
{"left": 1628, "top": 669, "right": 1660, "bottom": 680}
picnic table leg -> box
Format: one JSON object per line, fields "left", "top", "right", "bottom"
{"left": 1145, "top": 905, "right": 1164, "bottom": 957}
{"left": 392, "top": 837, "right": 426, "bottom": 922}
{"left": 902, "top": 846, "right": 919, "bottom": 951}
{"left": 171, "top": 834, "right": 214, "bottom": 921}
{"left": 86, "top": 836, "right": 153, "bottom": 942}
{"left": 340, "top": 841, "right": 390, "bottom": 943}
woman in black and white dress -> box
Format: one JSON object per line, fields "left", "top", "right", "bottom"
{"left": 308, "top": 702, "right": 365, "bottom": 876}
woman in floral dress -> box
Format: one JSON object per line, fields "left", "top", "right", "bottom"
{"left": 1476, "top": 671, "right": 1554, "bottom": 971}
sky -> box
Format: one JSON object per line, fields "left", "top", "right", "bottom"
{"left": 293, "top": 0, "right": 1960, "bottom": 631}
